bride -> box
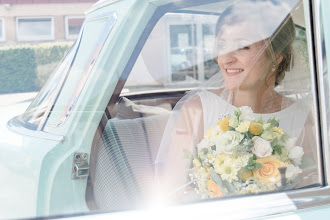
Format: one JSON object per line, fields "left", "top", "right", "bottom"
{"left": 155, "top": 0, "right": 318, "bottom": 201}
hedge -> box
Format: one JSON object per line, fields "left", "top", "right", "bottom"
{"left": 0, "top": 42, "right": 72, "bottom": 94}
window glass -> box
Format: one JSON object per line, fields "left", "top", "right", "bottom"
{"left": 22, "top": 12, "right": 117, "bottom": 127}
{"left": 17, "top": 17, "right": 53, "bottom": 41}
{"left": 45, "top": 12, "right": 117, "bottom": 126}
{"left": 124, "top": 13, "right": 219, "bottom": 92}
{"left": 65, "top": 16, "right": 85, "bottom": 40}
{"left": 92, "top": 0, "right": 322, "bottom": 213}
{"left": 22, "top": 43, "right": 77, "bottom": 125}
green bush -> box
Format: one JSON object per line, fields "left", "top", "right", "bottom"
{"left": 0, "top": 42, "right": 72, "bottom": 94}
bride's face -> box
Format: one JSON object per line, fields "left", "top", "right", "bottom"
{"left": 216, "top": 22, "right": 274, "bottom": 92}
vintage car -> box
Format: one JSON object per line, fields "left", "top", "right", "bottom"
{"left": 1, "top": 0, "right": 330, "bottom": 219}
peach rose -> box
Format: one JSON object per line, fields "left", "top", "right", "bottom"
{"left": 253, "top": 156, "right": 285, "bottom": 184}
{"left": 207, "top": 179, "right": 223, "bottom": 198}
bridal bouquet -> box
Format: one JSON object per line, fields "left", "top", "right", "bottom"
{"left": 187, "top": 106, "right": 304, "bottom": 199}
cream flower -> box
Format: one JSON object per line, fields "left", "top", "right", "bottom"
{"left": 288, "top": 146, "right": 304, "bottom": 166}
{"left": 197, "top": 138, "right": 212, "bottom": 152}
{"left": 286, "top": 138, "right": 297, "bottom": 151}
{"left": 213, "top": 154, "right": 229, "bottom": 167}
{"left": 193, "top": 159, "right": 202, "bottom": 169}
{"left": 215, "top": 131, "right": 244, "bottom": 154}
{"left": 252, "top": 136, "right": 273, "bottom": 158}
{"left": 273, "top": 127, "right": 286, "bottom": 135}
{"left": 235, "top": 154, "right": 251, "bottom": 168}
{"left": 229, "top": 116, "right": 239, "bottom": 128}
{"left": 217, "top": 160, "right": 239, "bottom": 183}
{"left": 285, "top": 163, "right": 302, "bottom": 181}
{"left": 235, "top": 121, "right": 251, "bottom": 133}
{"left": 260, "top": 130, "right": 279, "bottom": 141}
{"left": 239, "top": 106, "right": 256, "bottom": 122}
{"left": 204, "top": 125, "right": 223, "bottom": 142}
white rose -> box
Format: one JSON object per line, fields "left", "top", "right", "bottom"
{"left": 215, "top": 131, "right": 244, "bottom": 154}
{"left": 252, "top": 136, "right": 273, "bottom": 158}
{"left": 285, "top": 163, "right": 302, "bottom": 181}
{"left": 239, "top": 106, "right": 256, "bottom": 122}
{"left": 197, "top": 138, "right": 212, "bottom": 151}
{"left": 289, "top": 146, "right": 304, "bottom": 166}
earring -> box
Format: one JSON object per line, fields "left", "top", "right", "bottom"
{"left": 271, "top": 64, "right": 276, "bottom": 72}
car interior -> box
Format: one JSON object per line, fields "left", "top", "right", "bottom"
{"left": 85, "top": 1, "right": 313, "bottom": 212}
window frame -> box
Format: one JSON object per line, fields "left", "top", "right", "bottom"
{"left": 65, "top": 15, "right": 85, "bottom": 40}
{"left": 16, "top": 16, "right": 54, "bottom": 42}
{"left": 0, "top": 18, "right": 5, "bottom": 42}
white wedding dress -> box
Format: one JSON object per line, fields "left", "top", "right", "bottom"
{"left": 155, "top": 88, "right": 319, "bottom": 198}
{"left": 198, "top": 90, "right": 310, "bottom": 142}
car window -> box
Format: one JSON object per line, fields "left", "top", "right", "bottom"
{"left": 21, "top": 12, "right": 117, "bottom": 128}
{"left": 88, "top": 0, "right": 323, "bottom": 213}
{"left": 122, "top": 13, "right": 220, "bottom": 94}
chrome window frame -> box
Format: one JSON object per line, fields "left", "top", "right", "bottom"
{"left": 313, "top": 0, "right": 330, "bottom": 186}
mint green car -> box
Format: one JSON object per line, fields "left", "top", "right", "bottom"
{"left": 1, "top": 0, "right": 330, "bottom": 219}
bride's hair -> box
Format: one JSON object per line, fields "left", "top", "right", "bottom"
{"left": 267, "top": 16, "right": 296, "bottom": 86}
{"left": 213, "top": 1, "right": 296, "bottom": 87}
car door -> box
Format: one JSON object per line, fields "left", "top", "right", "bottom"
{"left": 2, "top": 0, "right": 330, "bottom": 219}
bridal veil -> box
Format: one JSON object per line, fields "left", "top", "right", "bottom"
{"left": 155, "top": 0, "right": 318, "bottom": 201}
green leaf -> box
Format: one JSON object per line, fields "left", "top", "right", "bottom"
{"left": 211, "top": 145, "right": 216, "bottom": 151}
{"left": 210, "top": 168, "right": 226, "bottom": 196}
{"left": 202, "top": 148, "right": 208, "bottom": 155}
{"left": 267, "top": 116, "right": 279, "bottom": 127}
{"left": 273, "top": 144, "right": 285, "bottom": 155}
{"left": 246, "top": 165, "right": 254, "bottom": 171}
{"left": 247, "top": 157, "right": 254, "bottom": 165}
{"left": 257, "top": 115, "right": 265, "bottom": 124}
{"left": 255, "top": 163, "right": 264, "bottom": 169}
{"left": 235, "top": 108, "right": 242, "bottom": 117}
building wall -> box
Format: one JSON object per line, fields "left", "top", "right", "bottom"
{"left": 0, "top": 0, "right": 98, "bottom": 45}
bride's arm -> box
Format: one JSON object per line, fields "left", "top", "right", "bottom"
{"left": 156, "top": 95, "right": 204, "bottom": 196}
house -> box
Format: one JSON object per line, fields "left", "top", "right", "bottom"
{"left": 0, "top": 0, "right": 98, "bottom": 45}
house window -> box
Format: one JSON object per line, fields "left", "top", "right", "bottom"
{"left": 16, "top": 17, "right": 54, "bottom": 41}
{"left": 65, "top": 16, "right": 85, "bottom": 40}
{"left": 0, "top": 18, "right": 5, "bottom": 42}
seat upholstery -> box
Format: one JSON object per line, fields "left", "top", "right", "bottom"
{"left": 88, "top": 113, "right": 170, "bottom": 211}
